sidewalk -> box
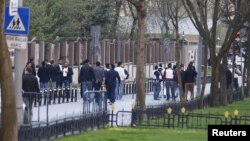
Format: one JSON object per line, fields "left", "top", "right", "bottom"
{"left": 32, "top": 84, "right": 211, "bottom": 123}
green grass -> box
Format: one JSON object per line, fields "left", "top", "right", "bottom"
{"left": 54, "top": 97, "right": 250, "bottom": 141}
{"left": 195, "top": 97, "right": 250, "bottom": 116}
{"left": 54, "top": 128, "right": 207, "bottom": 141}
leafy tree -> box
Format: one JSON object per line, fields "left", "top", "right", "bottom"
{"left": 183, "top": 0, "right": 250, "bottom": 106}
{"left": 24, "top": 0, "right": 115, "bottom": 41}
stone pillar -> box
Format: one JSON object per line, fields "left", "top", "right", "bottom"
{"left": 75, "top": 41, "right": 82, "bottom": 66}
{"left": 39, "top": 41, "right": 45, "bottom": 66}
{"left": 60, "top": 41, "right": 68, "bottom": 61}
{"left": 155, "top": 42, "right": 160, "bottom": 63}
{"left": 105, "top": 40, "right": 111, "bottom": 64}
{"left": 45, "top": 43, "right": 53, "bottom": 61}
{"left": 54, "top": 42, "right": 61, "bottom": 63}
{"left": 29, "top": 41, "right": 36, "bottom": 64}
{"left": 68, "top": 41, "right": 75, "bottom": 65}
{"left": 110, "top": 41, "right": 115, "bottom": 64}
{"left": 82, "top": 40, "right": 88, "bottom": 61}
{"left": 100, "top": 40, "right": 105, "bottom": 65}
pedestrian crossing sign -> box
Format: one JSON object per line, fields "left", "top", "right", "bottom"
{"left": 4, "top": 6, "right": 30, "bottom": 35}
{"left": 7, "top": 14, "right": 26, "bottom": 31}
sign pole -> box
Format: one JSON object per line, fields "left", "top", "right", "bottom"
{"left": 15, "top": 0, "right": 24, "bottom": 125}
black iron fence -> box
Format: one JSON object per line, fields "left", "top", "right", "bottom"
{"left": 18, "top": 112, "right": 109, "bottom": 141}
{"left": 130, "top": 111, "right": 250, "bottom": 129}
{"left": 31, "top": 80, "right": 154, "bottom": 107}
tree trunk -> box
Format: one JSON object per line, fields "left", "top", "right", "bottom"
{"left": 0, "top": 0, "right": 18, "bottom": 140}
{"left": 127, "top": 0, "right": 147, "bottom": 120}
{"left": 175, "top": 32, "right": 184, "bottom": 102}
{"left": 246, "top": 35, "right": 250, "bottom": 97}
{"left": 210, "top": 58, "right": 220, "bottom": 107}
{"left": 220, "top": 56, "right": 227, "bottom": 106}
{"left": 199, "top": 43, "right": 208, "bottom": 108}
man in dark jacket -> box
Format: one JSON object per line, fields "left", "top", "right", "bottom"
{"left": 183, "top": 63, "right": 197, "bottom": 101}
{"left": 105, "top": 64, "right": 120, "bottom": 104}
{"left": 55, "top": 58, "right": 63, "bottom": 88}
{"left": 93, "top": 61, "right": 105, "bottom": 104}
{"left": 22, "top": 66, "right": 40, "bottom": 124}
{"left": 78, "top": 59, "right": 95, "bottom": 100}
{"left": 37, "top": 61, "right": 50, "bottom": 91}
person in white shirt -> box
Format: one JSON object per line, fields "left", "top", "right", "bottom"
{"left": 162, "top": 63, "right": 176, "bottom": 101}
{"left": 115, "top": 61, "right": 127, "bottom": 100}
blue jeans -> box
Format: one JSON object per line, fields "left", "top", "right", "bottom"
{"left": 81, "top": 81, "right": 93, "bottom": 101}
{"left": 40, "top": 82, "right": 48, "bottom": 92}
{"left": 62, "top": 79, "right": 70, "bottom": 101}
{"left": 165, "top": 80, "right": 175, "bottom": 100}
{"left": 115, "top": 80, "right": 124, "bottom": 100}
{"left": 153, "top": 81, "right": 161, "bottom": 99}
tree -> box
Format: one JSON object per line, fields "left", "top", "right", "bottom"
{"left": 156, "top": 0, "right": 170, "bottom": 38}
{"left": 0, "top": 0, "right": 18, "bottom": 140}
{"left": 110, "top": 0, "right": 122, "bottom": 39}
{"left": 24, "top": 0, "right": 115, "bottom": 41}
{"left": 183, "top": 0, "right": 250, "bottom": 106}
{"left": 127, "top": 0, "right": 147, "bottom": 119}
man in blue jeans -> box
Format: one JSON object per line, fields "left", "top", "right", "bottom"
{"left": 115, "top": 62, "right": 127, "bottom": 100}
{"left": 163, "top": 63, "right": 175, "bottom": 101}
{"left": 153, "top": 65, "right": 161, "bottom": 100}
{"left": 78, "top": 59, "right": 95, "bottom": 101}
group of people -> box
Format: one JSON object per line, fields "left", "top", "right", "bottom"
{"left": 22, "top": 58, "right": 131, "bottom": 124}
{"left": 22, "top": 58, "right": 74, "bottom": 124}
{"left": 78, "top": 59, "right": 129, "bottom": 105}
{"left": 152, "top": 62, "right": 197, "bottom": 102}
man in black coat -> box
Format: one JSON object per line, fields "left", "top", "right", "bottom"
{"left": 105, "top": 64, "right": 120, "bottom": 104}
{"left": 22, "top": 66, "right": 40, "bottom": 124}
{"left": 78, "top": 59, "right": 95, "bottom": 100}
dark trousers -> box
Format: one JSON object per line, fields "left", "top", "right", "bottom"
{"left": 107, "top": 85, "right": 116, "bottom": 103}
{"left": 93, "top": 81, "right": 102, "bottom": 104}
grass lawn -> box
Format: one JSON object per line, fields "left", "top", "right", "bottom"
{"left": 54, "top": 97, "right": 250, "bottom": 141}
{"left": 195, "top": 97, "right": 250, "bottom": 115}
{"left": 55, "top": 128, "right": 207, "bottom": 141}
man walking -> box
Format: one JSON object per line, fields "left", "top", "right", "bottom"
{"left": 22, "top": 66, "right": 40, "bottom": 124}
{"left": 78, "top": 59, "right": 95, "bottom": 100}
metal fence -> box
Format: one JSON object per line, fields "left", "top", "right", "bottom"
{"left": 113, "top": 90, "right": 248, "bottom": 128}
{"left": 18, "top": 112, "right": 109, "bottom": 141}
{"left": 31, "top": 79, "right": 154, "bottom": 108}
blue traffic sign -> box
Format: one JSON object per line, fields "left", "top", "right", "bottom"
{"left": 4, "top": 6, "right": 30, "bottom": 35}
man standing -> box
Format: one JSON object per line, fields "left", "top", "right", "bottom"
{"left": 78, "top": 59, "right": 95, "bottom": 100}
{"left": 22, "top": 66, "right": 40, "bottom": 124}
{"left": 105, "top": 64, "right": 120, "bottom": 104}
{"left": 115, "top": 61, "right": 127, "bottom": 100}
{"left": 183, "top": 63, "right": 197, "bottom": 101}
{"left": 153, "top": 65, "right": 161, "bottom": 100}
{"left": 62, "top": 61, "right": 74, "bottom": 102}
{"left": 162, "top": 63, "right": 175, "bottom": 101}
{"left": 55, "top": 58, "right": 63, "bottom": 88}
{"left": 93, "top": 61, "right": 105, "bottom": 104}
{"left": 37, "top": 61, "right": 50, "bottom": 91}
